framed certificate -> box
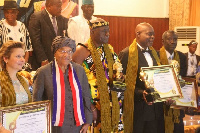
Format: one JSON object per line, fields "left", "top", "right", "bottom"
{"left": 140, "top": 65, "right": 183, "bottom": 101}
{"left": 0, "top": 100, "right": 51, "bottom": 133}
{"left": 172, "top": 77, "right": 198, "bottom": 108}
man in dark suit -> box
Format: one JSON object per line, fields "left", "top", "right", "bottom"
{"left": 119, "top": 22, "right": 165, "bottom": 133}
{"left": 159, "top": 30, "right": 186, "bottom": 133}
{"left": 29, "top": 0, "right": 68, "bottom": 70}
{"left": 185, "top": 40, "right": 200, "bottom": 78}
{"left": 159, "top": 30, "right": 187, "bottom": 77}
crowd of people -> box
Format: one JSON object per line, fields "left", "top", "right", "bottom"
{"left": 0, "top": 0, "right": 199, "bottom": 133}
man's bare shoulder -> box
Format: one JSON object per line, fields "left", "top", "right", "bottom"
{"left": 76, "top": 43, "right": 90, "bottom": 55}
{"left": 72, "top": 43, "right": 90, "bottom": 65}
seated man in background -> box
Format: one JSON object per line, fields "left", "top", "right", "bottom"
{"left": 72, "top": 18, "right": 124, "bottom": 132}
{"left": 0, "top": 0, "right": 32, "bottom": 63}
{"left": 185, "top": 40, "right": 200, "bottom": 78}
{"left": 159, "top": 30, "right": 187, "bottom": 133}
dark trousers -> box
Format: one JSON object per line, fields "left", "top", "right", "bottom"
{"left": 174, "top": 118, "right": 184, "bottom": 133}
{"left": 133, "top": 119, "right": 165, "bottom": 133}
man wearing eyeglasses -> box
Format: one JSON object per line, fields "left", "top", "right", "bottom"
{"left": 185, "top": 40, "right": 200, "bottom": 78}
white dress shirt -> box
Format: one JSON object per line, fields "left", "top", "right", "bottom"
{"left": 186, "top": 52, "right": 197, "bottom": 76}
{"left": 45, "top": 9, "right": 58, "bottom": 31}
{"left": 68, "top": 14, "right": 97, "bottom": 45}
{"left": 165, "top": 50, "right": 174, "bottom": 64}
{"left": 137, "top": 43, "right": 153, "bottom": 67}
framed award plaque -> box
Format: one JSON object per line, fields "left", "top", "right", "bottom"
{"left": 140, "top": 65, "right": 183, "bottom": 102}
{"left": 172, "top": 77, "right": 198, "bottom": 108}
{"left": 0, "top": 100, "right": 51, "bottom": 133}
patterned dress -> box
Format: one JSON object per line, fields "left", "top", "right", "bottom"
{"left": 0, "top": 19, "right": 32, "bottom": 52}
{"left": 0, "top": 79, "right": 29, "bottom": 105}
{"left": 82, "top": 44, "right": 124, "bottom": 132}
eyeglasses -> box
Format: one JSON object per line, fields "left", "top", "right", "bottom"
{"left": 58, "top": 50, "right": 73, "bottom": 55}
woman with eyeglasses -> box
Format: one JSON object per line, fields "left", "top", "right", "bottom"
{"left": 33, "top": 36, "right": 92, "bottom": 133}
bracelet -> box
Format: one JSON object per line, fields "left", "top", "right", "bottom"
{"left": 92, "top": 108, "right": 96, "bottom": 112}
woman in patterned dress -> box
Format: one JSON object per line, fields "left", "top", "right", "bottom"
{"left": 0, "top": 40, "right": 32, "bottom": 132}
{"left": 0, "top": 0, "right": 32, "bottom": 63}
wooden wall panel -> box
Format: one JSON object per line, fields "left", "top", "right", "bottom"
{"left": 95, "top": 15, "right": 169, "bottom": 54}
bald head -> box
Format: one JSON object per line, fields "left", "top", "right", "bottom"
{"left": 135, "top": 22, "right": 154, "bottom": 34}
{"left": 135, "top": 22, "right": 155, "bottom": 49}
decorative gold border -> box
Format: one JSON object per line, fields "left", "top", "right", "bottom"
{"left": 140, "top": 65, "right": 183, "bottom": 100}
{"left": 174, "top": 77, "right": 198, "bottom": 108}
{"left": 0, "top": 100, "right": 51, "bottom": 133}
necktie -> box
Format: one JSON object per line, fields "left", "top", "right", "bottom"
{"left": 191, "top": 55, "right": 194, "bottom": 66}
{"left": 168, "top": 56, "right": 173, "bottom": 64}
{"left": 190, "top": 54, "right": 197, "bottom": 75}
{"left": 52, "top": 17, "right": 58, "bottom": 35}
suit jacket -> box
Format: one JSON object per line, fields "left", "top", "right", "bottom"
{"left": 157, "top": 50, "right": 187, "bottom": 77}
{"left": 185, "top": 52, "right": 200, "bottom": 75}
{"left": 119, "top": 46, "right": 164, "bottom": 122}
{"left": 33, "top": 62, "right": 93, "bottom": 133}
{"left": 157, "top": 50, "right": 185, "bottom": 121}
{"left": 29, "top": 10, "right": 68, "bottom": 70}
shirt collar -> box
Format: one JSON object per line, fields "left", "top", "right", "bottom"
{"left": 188, "top": 52, "right": 195, "bottom": 56}
{"left": 45, "top": 8, "right": 54, "bottom": 19}
{"left": 81, "top": 14, "right": 95, "bottom": 21}
{"left": 165, "top": 49, "right": 174, "bottom": 59}
{"left": 137, "top": 43, "right": 149, "bottom": 51}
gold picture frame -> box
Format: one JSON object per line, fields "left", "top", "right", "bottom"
{"left": 140, "top": 65, "right": 183, "bottom": 102}
{"left": 0, "top": 100, "right": 51, "bottom": 133}
{"left": 172, "top": 77, "right": 198, "bottom": 108}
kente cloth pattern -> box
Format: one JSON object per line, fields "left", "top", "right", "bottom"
{"left": 52, "top": 60, "right": 86, "bottom": 126}
{"left": 82, "top": 45, "right": 124, "bottom": 132}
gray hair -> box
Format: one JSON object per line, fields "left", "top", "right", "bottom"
{"left": 162, "top": 30, "right": 178, "bottom": 40}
